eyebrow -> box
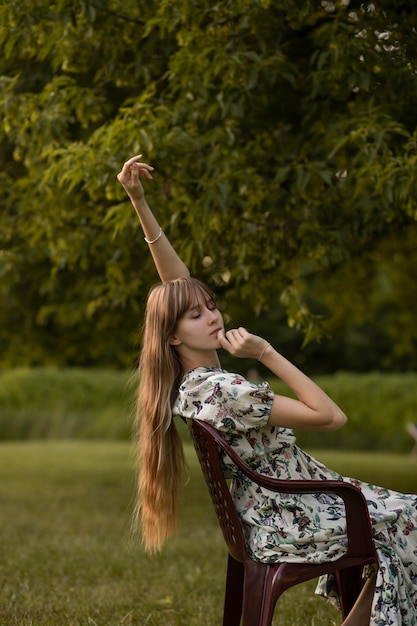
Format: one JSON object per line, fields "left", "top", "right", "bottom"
{"left": 187, "top": 298, "right": 214, "bottom": 312}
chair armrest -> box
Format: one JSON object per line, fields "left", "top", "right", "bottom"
{"left": 195, "top": 419, "right": 376, "bottom": 560}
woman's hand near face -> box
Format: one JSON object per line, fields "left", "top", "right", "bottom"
{"left": 217, "top": 327, "right": 268, "bottom": 360}
{"left": 117, "top": 154, "right": 154, "bottom": 201}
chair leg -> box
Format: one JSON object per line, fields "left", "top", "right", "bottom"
{"left": 335, "top": 567, "right": 364, "bottom": 619}
{"left": 223, "top": 554, "right": 244, "bottom": 626}
{"left": 241, "top": 561, "right": 279, "bottom": 626}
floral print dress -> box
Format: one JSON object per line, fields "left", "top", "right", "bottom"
{"left": 172, "top": 367, "right": 417, "bottom": 626}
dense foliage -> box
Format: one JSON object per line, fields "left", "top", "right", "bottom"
{"left": 1, "top": 1, "right": 417, "bottom": 367}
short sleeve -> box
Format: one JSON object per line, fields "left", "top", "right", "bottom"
{"left": 172, "top": 370, "right": 273, "bottom": 433}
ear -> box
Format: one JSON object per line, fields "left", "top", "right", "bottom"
{"left": 169, "top": 335, "right": 182, "bottom": 346}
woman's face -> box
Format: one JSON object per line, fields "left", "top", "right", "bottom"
{"left": 170, "top": 294, "right": 224, "bottom": 353}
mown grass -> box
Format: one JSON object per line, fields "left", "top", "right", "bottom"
{"left": 0, "top": 439, "right": 416, "bottom": 626}
{"left": 0, "top": 367, "right": 416, "bottom": 623}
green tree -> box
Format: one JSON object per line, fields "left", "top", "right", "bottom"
{"left": 1, "top": 0, "right": 416, "bottom": 367}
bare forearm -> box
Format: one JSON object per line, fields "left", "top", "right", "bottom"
{"left": 260, "top": 346, "right": 328, "bottom": 404}
{"left": 131, "top": 196, "right": 190, "bottom": 283}
{"left": 260, "top": 345, "right": 347, "bottom": 430}
{"left": 117, "top": 155, "right": 190, "bottom": 283}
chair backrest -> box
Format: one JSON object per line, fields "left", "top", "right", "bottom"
{"left": 189, "top": 418, "right": 248, "bottom": 563}
{"left": 189, "top": 418, "right": 378, "bottom": 567}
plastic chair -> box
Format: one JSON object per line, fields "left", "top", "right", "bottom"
{"left": 188, "top": 418, "right": 379, "bottom": 626}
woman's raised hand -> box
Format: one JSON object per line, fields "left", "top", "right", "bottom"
{"left": 217, "top": 327, "right": 269, "bottom": 361}
{"left": 117, "top": 154, "right": 154, "bottom": 201}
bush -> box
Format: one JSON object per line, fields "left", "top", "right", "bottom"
{"left": 270, "top": 371, "right": 417, "bottom": 453}
{"left": 0, "top": 368, "right": 416, "bottom": 452}
{"left": 0, "top": 367, "right": 135, "bottom": 440}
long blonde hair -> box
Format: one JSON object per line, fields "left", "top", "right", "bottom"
{"left": 133, "top": 277, "right": 216, "bottom": 552}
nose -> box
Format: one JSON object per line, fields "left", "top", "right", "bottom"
{"left": 208, "top": 308, "right": 218, "bottom": 323}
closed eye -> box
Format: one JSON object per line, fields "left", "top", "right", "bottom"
{"left": 187, "top": 297, "right": 218, "bottom": 318}
{"left": 188, "top": 304, "right": 202, "bottom": 318}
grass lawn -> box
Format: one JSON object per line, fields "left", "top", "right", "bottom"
{"left": 0, "top": 441, "right": 415, "bottom": 626}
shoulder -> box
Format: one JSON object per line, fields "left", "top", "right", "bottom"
{"left": 179, "top": 368, "right": 258, "bottom": 393}
{"left": 173, "top": 367, "right": 274, "bottom": 431}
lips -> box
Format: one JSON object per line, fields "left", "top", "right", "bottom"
{"left": 211, "top": 327, "right": 223, "bottom": 336}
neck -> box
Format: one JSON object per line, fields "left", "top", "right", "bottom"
{"left": 179, "top": 349, "right": 221, "bottom": 375}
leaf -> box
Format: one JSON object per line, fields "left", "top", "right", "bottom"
{"left": 1, "top": 0, "right": 417, "bottom": 366}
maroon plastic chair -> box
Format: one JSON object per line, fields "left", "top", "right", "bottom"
{"left": 189, "top": 418, "right": 379, "bottom": 626}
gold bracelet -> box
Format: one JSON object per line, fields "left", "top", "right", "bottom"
{"left": 258, "top": 342, "right": 271, "bottom": 361}
{"left": 144, "top": 229, "right": 163, "bottom": 244}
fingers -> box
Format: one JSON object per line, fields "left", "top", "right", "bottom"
{"left": 132, "top": 162, "right": 154, "bottom": 179}
{"left": 117, "top": 155, "right": 154, "bottom": 184}
{"left": 125, "top": 154, "right": 143, "bottom": 165}
{"left": 225, "top": 327, "right": 248, "bottom": 344}
{"left": 217, "top": 327, "right": 249, "bottom": 355}
{"left": 218, "top": 328, "right": 267, "bottom": 360}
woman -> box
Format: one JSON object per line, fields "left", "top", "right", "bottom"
{"left": 117, "top": 155, "right": 417, "bottom": 626}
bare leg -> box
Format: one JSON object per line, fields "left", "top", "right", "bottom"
{"left": 340, "top": 576, "right": 376, "bottom": 626}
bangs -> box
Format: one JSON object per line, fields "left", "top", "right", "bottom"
{"left": 172, "top": 278, "right": 216, "bottom": 319}
{"left": 146, "top": 278, "right": 217, "bottom": 337}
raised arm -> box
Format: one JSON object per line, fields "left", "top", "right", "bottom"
{"left": 117, "top": 154, "right": 190, "bottom": 283}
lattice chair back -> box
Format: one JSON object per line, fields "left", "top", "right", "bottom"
{"left": 189, "top": 417, "right": 247, "bottom": 563}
